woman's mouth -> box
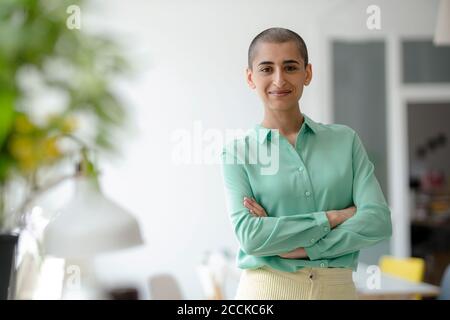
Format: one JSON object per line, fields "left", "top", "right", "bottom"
{"left": 268, "top": 90, "right": 292, "bottom": 97}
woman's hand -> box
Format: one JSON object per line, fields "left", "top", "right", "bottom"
{"left": 278, "top": 247, "right": 308, "bottom": 259}
{"left": 243, "top": 197, "right": 267, "bottom": 217}
{"left": 326, "top": 206, "right": 357, "bottom": 228}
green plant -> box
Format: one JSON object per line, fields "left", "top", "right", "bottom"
{"left": 0, "top": 0, "right": 131, "bottom": 231}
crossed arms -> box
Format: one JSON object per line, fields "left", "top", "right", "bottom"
{"left": 221, "top": 131, "right": 392, "bottom": 260}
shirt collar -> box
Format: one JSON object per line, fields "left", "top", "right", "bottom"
{"left": 254, "top": 113, "right": 320, "bottom": 145}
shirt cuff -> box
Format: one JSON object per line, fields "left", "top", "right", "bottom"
{"left": 304, "top": 242, "right": 322, "bottom": 260}
{"left": 315, "top": 211, "right": 331, "bottom": 239}
{"left": 304, "top": 211, "right": 330, "bottom": 260}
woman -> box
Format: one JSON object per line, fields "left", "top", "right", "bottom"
{"left": 221, "top": 27, "right": 392, "bottom": 300}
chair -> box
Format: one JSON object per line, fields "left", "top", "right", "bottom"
{"left": 148, "top": 274, "right": 184, "bottom": 300}
{"left": 379, "top": 255, "right": 426, "bottom": 299}
{"left": 438, "top": 264, "right": 450, "bottom": 300}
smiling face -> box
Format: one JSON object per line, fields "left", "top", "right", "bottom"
{"left": 246, "top": 41, "right": 312, "bottom": 112}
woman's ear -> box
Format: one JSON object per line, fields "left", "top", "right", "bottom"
{"left": 246, "top": 68, "right": 256, "bottom": 89}
{"left": 304, "top": 63, "right": 313, "bottom": 86}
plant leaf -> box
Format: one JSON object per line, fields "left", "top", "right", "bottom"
{"left": 0, "top": 91, "right": 14, "bottom": 149}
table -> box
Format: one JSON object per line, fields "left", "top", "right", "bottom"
{"left": 353, "top": 263, "right": 441, "bottom": 299}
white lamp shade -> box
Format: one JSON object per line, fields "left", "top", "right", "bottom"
{"left": 44, "top": 176, "right": 143, "bottom": 258}
{"left": 434, "top": 0, "right": 450, "bottom": 46}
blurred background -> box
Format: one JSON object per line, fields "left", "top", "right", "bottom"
{"left": 0, "top": 0, "right": 449, "bottom": 300}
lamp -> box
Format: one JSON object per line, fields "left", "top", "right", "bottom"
{"left": 43, "top": 157, "right": 143, "bottom": 299}
{"left": 434, "top": 0, "right": 450, "bottom": 46}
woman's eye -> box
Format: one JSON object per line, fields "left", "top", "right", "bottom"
{"left": 260, "top": 68, "right": 271, "bottom": 73}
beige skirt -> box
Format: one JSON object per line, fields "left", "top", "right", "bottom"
{"left": 235, "top": 266, "right": 358, "bottom": 300}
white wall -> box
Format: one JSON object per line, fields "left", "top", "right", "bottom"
{"left": 79, "top": 0, "right": 441, "bottom": 299}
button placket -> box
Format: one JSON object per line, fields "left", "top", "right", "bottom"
{"left": 286, "top": 134, "right": 316, "bottom": 211}
{"left": 290, "top": 150, "right": 311, "bottom": 202}
{"left": 295, "top": 155, "right": 319, "bottom": 212}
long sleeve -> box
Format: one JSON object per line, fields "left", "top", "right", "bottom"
{"left": 221, "top": 148, "right": 331, "bottom": 257}
{"left": 304, "top": 131, "right": 392, "bottom": 260}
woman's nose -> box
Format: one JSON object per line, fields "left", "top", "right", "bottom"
{"left": 272, "top": 70, "right": 286, "bottom": 87}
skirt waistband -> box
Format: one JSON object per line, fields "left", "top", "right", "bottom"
{"left": 255, "top": 266, "right": 354, "bottom": 285}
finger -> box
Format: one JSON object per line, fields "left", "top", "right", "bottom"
{"left": 243, "top": 197, "right": 267, "bottom": 217}
{"left": 244, "top": 197, "right": 261, "bottom": 210}
{"left": 247, "top": 208, "right": 259, "bottom": 217}
{"left": 246, "top": 198, "right": 267, "bottom": 217}
{"left": 243, "top": 200, "right": 259, "bottom": 213}
{"left": 249, "top": 198, "right": 266, "bottom": 213}
{"left": 243, "top": 199, "right": 257, "bottom": 213}
{"left": 244, "top": 200, "right": 265, "bottom": 217}
{"left": 243, "top": 198, "right": 253, "bottom": 208}
{"left": 250, "top": 203, "right": 266, "bottom": 217}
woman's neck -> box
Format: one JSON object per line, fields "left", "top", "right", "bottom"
{"left": 261, "top": 106, "right": 304, "bottom": 136}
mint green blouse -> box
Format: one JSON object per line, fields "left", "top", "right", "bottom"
{"left": 220, "top": 114, "right": 392, "bottom": 272}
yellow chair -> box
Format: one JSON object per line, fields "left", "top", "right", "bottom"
{"left": 379, "top": 255, "right": 426, "bottom": 299}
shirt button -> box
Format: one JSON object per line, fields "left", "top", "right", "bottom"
{"left": 298, "top": 167, "right": 304, "bottom": 172}
{"left": 324, "top": 226, "right": 329, "bottom": 232}
{"left": 320, "top": 263, "right": 326, "bottom": 268}
{"left": 310, "top": 238, "right": 315, "bottom": 243}
{"left": 305, "top": 191, "right": 311, "bottom": 197}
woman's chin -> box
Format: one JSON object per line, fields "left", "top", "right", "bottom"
{"left": 267, "top": 102, "right": 298, "bottom": 112}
